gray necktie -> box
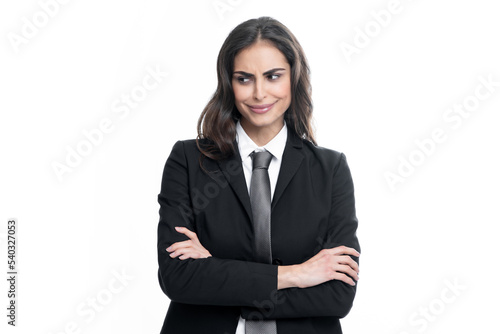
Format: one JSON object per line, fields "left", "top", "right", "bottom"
{"left": 246, "top": 150, "right": 277, "bottom": 334}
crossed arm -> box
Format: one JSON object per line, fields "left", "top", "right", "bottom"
{"left": 167, "top": 226, "right": 360, "bottom": 289}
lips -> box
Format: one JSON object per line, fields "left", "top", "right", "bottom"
{"left": 247, "top": 102, "right": 276, "bottom": 114}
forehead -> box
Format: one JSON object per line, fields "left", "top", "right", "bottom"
{"left": 233, "top": 40, "right": 289, "bottom": 71}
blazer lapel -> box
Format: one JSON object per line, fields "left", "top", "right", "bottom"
{"left": 271, "top": 127, "right": 304, "bottom": 211}
{"left": 216, "top": 142, "right": 253, "bottom": 223}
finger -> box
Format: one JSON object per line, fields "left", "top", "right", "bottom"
{"left": 338, "top": 255, "right": 359, "bottom": 273}
{"left": 178, "top": 248, "right": 211, "bottom": 260}
{"left": 332, "top": 272, "right": 356, "bottom": 286}
{"left": 169, "top": 247, "right": 191, "bottom": 259}
{"left": 177, "top": 248, "right": 205, "bottom": 260}
{"left": 335, "top": 264, "right": 359, "bottom": 281}
{"left": 175, "top": 226, "right": 198, "bottom": 241}
{"left": 335, "top": 246, "right": 360, "bottom": 257}
{"left": 328, "top": 246, "right": 360, "bottom": 257}
{"left": 167, "top": 240, "right": 193, "bottom": 252}
{"left": 179, "top": 252, "right": 201, "bottom": 260}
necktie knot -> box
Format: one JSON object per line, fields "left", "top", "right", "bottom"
{"left": 251, "top": 150, "right": 273, "bottom": 171}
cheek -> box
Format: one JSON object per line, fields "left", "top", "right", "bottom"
{"left": 271, "top": 81, "right": 291, "bottom": 100}
{"left": 232, "top": 85, "right": 250, "bottom": 103}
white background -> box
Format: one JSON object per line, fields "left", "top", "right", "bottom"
{"left": 1, "top": 0, "right": 499, "bottom": 333}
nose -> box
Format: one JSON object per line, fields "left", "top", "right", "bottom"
{"left": 253, "top": 79, "right": 266, "bottom": 101}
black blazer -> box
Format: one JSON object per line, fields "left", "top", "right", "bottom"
{"left": 157, "top": 126, "right": 360, "bottom": 334}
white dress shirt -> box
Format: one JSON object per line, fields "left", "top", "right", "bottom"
{"left": 234, "top": 119, "right": 288, "bottom": 334}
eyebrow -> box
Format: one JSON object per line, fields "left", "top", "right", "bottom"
{"left": 233, "top": 68, "right": 286, "bottom": 77}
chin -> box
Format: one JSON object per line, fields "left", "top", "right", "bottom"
{"left": 244, "top": 113, "right": 283, "bottom": 128}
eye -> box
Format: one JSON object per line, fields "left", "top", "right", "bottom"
{"left": 236, "top": 76, "right": 251, "bottom": 84}
{"left": 268, "top": 74, "right": 280, "bottom": 80}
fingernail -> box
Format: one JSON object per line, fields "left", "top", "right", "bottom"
{"left": 166, "top": 247, "right": 172, "bottom": 251}
{"left": 175, "top": 226, "right": 181, "bottom": 231}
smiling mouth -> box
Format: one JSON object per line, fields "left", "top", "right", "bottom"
{"left": 247, "top": 102, "right": 277, "bottom": 114}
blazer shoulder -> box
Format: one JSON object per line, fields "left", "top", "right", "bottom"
{"left": 173, "top": 138, "right": 198, "bottom": 149}
{"left": 167, "top": 138, "right": 229, "bottom": 172}
{"left": 161, "top": 139, "right": 202, "bottom": 171}
{"left": 302, "top": 139, "right": 346, "bottom": 165}
{"left": 168, "top": 138, "right": 204, "bottom": 156}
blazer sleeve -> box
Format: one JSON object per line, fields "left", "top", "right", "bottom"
{"left": 241, "top": 153, "right": 360, "bottom": 319}
{"left": 157, "top": 140, "right": 278, "bottom": 306}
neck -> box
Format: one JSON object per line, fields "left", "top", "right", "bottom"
{"left": 240, "top": 119, "right": 284, "bottom": 147}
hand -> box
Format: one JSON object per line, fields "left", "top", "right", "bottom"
{"left": 166, "top": 226, "right": 212, "bottom": 260}
{"left": 278, "top": 246, "right": 360, "bottom": 289}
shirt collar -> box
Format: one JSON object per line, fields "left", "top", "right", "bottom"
{"left": 235, "top": 119, "right": 288, "bottom": 162}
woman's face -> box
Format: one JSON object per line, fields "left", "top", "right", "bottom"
{"left": 232, "top": 40, "right": 292, "bottom": 136}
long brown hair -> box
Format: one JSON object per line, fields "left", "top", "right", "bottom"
{"left": 196, "top": 16, "right": 315, "bottom": 166}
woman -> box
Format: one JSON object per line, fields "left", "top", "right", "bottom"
{"left": 157, "top": 16, "right": 360, "bottom": 334}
